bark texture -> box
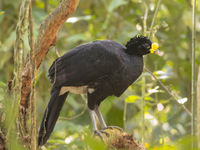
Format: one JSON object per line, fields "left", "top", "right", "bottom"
{"left": 19, "top": 0, "right": 79, "bottom": 130}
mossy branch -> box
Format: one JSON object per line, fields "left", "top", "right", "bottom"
{"left": 14, "top": 0, "right": 31, "bottom": 142}
{"left": 19, "top": 0, "right": 79, "bottom": 132}
{"left": 101, "top": 129, "right": 145, "bottom": 150}
{"left": 28, "top": 0, "right": 37, "bottom": 149}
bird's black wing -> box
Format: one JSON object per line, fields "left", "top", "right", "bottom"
{"left": 49, "top": 41, "right": 125, "bottom": 87}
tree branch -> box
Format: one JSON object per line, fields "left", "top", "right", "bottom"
{"left": 19, "top": 0, "right": 79, "bottom": 129}
{"left": 28, "top": 0, "right": 37, "bottom": 149}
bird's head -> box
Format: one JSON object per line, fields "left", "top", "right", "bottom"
{"left": 125, "top": 35, "right": 159, "bottom": 56}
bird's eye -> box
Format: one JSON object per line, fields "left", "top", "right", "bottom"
{"left": 143, "top": 43, "right": 151, "bottom": 49}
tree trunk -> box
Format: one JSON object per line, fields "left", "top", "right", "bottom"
{"left": 19, "top": 0, "right": 79, "bottom": 134}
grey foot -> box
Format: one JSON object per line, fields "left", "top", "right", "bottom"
{"left": 94, "top": 130, "right": 109, "bottom": 140}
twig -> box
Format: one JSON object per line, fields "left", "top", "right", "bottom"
{"left": 141, "top": 2, "right": 149, "bottom": 143}
{"left": 123, "top": 101, "right": 127, "bottom": 130}
{"left": 197, "top": 67, "right": 200, "bottom": 149}
{"left": 148, "top": 0, "right": 162, "bottom": 38}
{"left": 191, "top": 0, "right": 197, "bottom": 140}
{"left": 59, "top": 105, "right": 87, "bottom": 121}
{"left": 143, "top": 2, "right": 148, "bottom": 36}
{"left": 144, "top": 67, "right": 192, "bottom": 116}
{"left": 59, "top": 96, "right": 87, "bottom": 121}
{"left": 191, "top": 0, "right": 197, "bottom": 148}
{"left": 141, "top": 0, "right": 162, "bottom": 142}
{"left": 14, "top": 0, "right": 30, "bottom": 88}
{"left": 14, "top": 0, "right": 30, "bottom": 138}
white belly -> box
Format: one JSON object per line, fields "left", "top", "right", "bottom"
{"left": 59, "top": 86, "right": 95, "bottom": 95}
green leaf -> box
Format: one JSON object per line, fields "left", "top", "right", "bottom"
{"left": 84, "top": 130, "right": 106, "bottom": 150}
{"left": 66, "top": 34, "right": 88, "bottom": 43}
{"left": 0, "top": 11, "right": 4, "bottom": 15}
{"left": 125, "top": 95, "right": 140, "bottom": 103}
{"left": 144, "top": 96, "right": 153, "bottom": 101}
{"left": 35, "top": 1, "right": 44, "bottom": 8}
{"left": 149, "top": 145, "right": 177, "bottom": 150}
{"left": 0, "top": 81, "right": 6, "bottom": 88}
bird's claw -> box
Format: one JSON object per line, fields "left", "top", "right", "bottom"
{"left": 104, "top": 126, "right": 123, "bottom": 132}
{"left": 94, "top": 130, "right": 109, "bottom": 140}
{"left": 100, "top": 130, "right": 110, "bottom": 137}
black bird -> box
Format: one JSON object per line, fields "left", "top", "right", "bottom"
{"left": 38, "top": 35, "right": 159, "bottom": 146}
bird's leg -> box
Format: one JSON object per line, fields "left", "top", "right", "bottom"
{"left": 94, "top": 106, "right": 123, "bottom": 132}
{"left": 88, "top": 108, "right": 108, "bottom": 139}
{"left": 88, "top": 108, "right": 98, "bottom": 131}
{"left": 94, "top": 105, "right": 107, "bottom": 129}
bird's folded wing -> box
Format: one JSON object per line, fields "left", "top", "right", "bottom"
{"left": 48, "top": 42, "right": 123, "bottom": 87}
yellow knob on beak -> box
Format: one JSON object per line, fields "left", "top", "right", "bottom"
{"left": 150, "top": 43, "right": 159, "bottom": 54}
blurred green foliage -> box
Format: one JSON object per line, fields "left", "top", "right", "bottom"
{"left": 0, "top": 0, "right": 200, "bottom": 149}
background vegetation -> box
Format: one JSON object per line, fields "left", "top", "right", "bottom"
{"left": 0, "top": 0, "right": 200, "bottom": 149}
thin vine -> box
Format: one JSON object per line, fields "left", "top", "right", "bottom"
{"left": 191, "top": 0, "right": 197, "bottom": 149}
{"left": 197, "top": 67, "right": 200, "bottom": 149}
{"left": 13, "top": 0, "right": 31, "bottom": 142}
{"left": 141, "top": 0, "right": 162, "bottom": 143}
{"left": 141, "top": 1, "right": 149, "bottom": 143}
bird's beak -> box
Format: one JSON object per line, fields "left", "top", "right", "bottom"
{"left": 150, "top": 43, "right": 159, "bottom": 55}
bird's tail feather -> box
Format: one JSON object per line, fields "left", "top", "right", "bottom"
{"left": 38, "top": 87, "right": 68, "bottom": 146}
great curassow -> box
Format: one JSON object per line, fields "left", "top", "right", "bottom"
{"left": 38, "top": 35, "right": 159, "bottom": 146}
